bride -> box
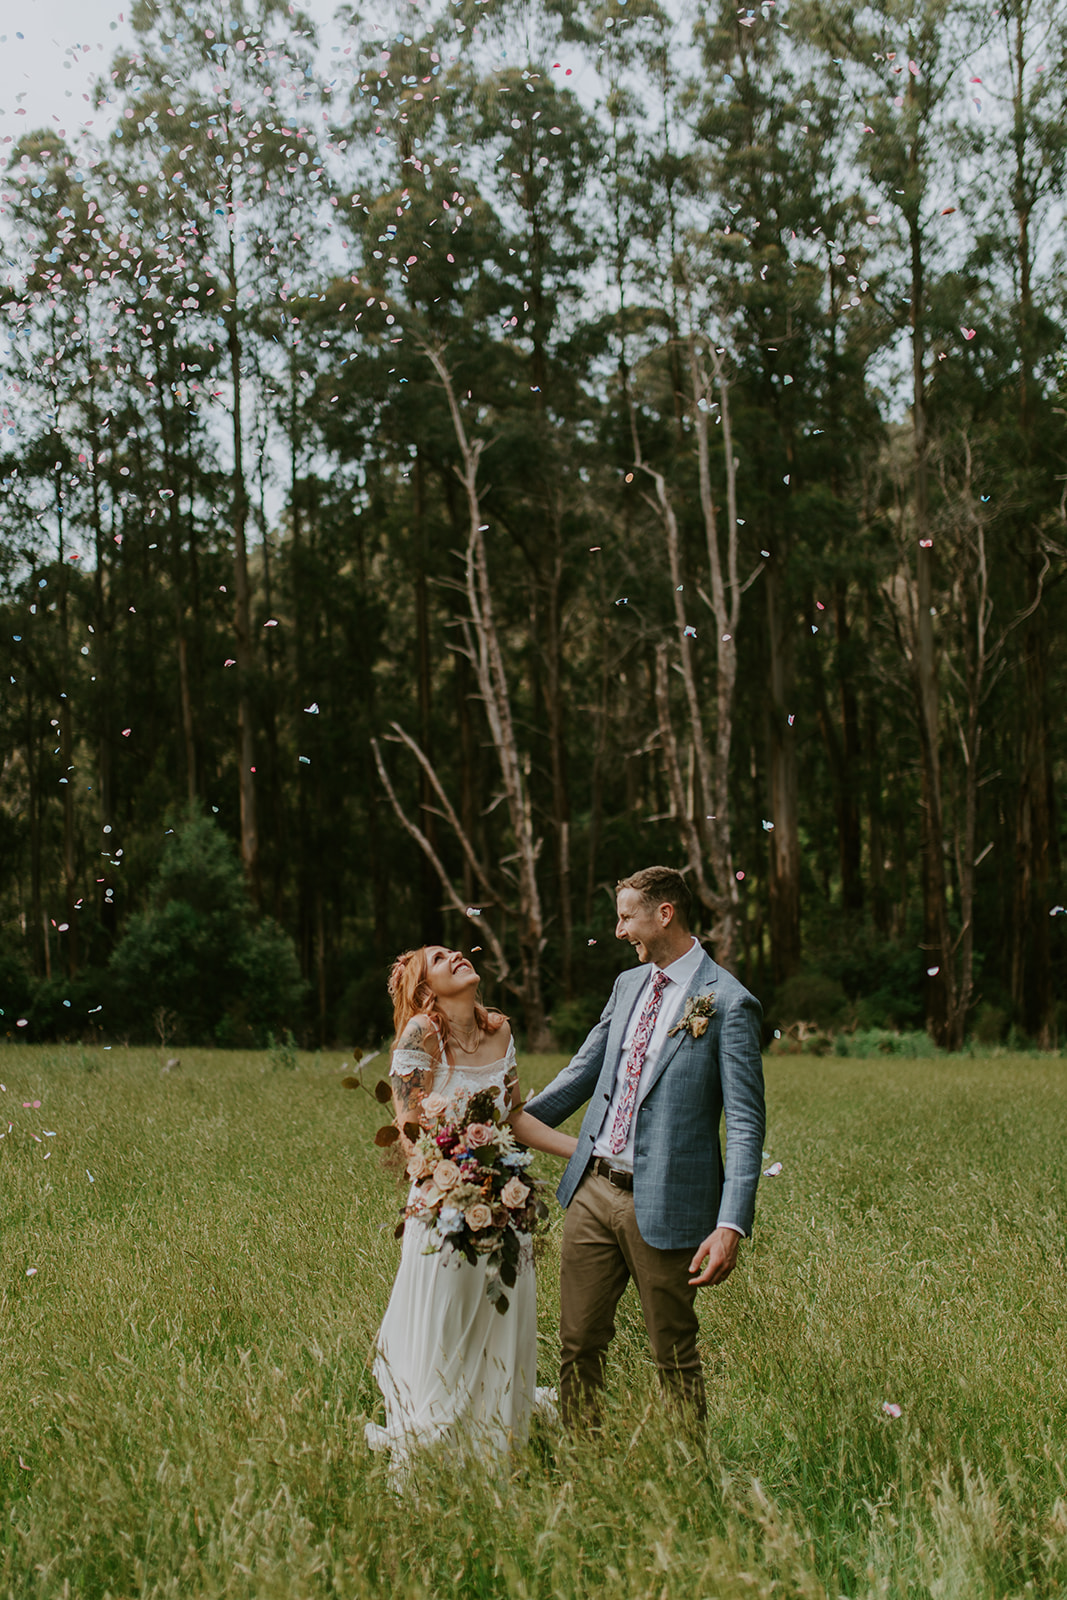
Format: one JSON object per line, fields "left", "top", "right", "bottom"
{"left": 365, "top": 945, "right": 578, "bottom": 1469}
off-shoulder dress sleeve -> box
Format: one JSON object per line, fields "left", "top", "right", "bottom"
{"left": 389, "top": 1048, "right": 432, "bottom": 1079}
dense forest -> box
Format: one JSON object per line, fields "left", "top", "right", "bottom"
{"left": 1, "top": 0, "right": 1064, "bottom": 1051}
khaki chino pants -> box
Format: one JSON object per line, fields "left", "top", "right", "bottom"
{"left": 559, "top": 1170, "right": 706, "bottom": 1423}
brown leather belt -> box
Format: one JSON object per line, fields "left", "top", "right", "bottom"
{"left": 590, "top": 1156, "right": 634, "bottom": 1192}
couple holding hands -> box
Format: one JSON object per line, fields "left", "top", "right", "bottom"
{"left": 365, "top": 865, "right": 767, "bottom": 1468}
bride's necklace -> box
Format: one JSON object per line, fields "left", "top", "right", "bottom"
{"left": 449, "top": 1016, "right": 482, "bottom": 1053}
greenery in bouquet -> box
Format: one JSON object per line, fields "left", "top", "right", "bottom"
{"left": 401, "top": 1087, "right": 549, "bottom": 1313}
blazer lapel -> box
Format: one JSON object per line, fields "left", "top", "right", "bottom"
{"left": 592, "top": 966, "right": 645, "bottom": 1098}
{"left": 640, "top": 952, "right": 719, "bottom": 1098}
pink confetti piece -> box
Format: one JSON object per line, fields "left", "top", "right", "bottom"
{"left": 763, "top": 1161, "right": 783, "bottom": 1176}
{"left": 882, "top": 1402, "right": 902, "bottom": 1418}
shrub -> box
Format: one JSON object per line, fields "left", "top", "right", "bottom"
{"left": 833, "top": 1027, "right": 939, "bottom": 1059}
{"left": 26, "top": 971, "right": 111, "bottom": 1040}
{"left": 972, "top": 1002, "right": 1007, "bottom": 1045}
{"left": 0, "top": 946, "right": 33, "bottom": 1035}
{"left": 266, "top": 1029, "right": 299, "bottom": 1071}
{"left": 813, "top": 927, "right": 927, "bottom": 1031}
{"left": 109, "top": 808, "right": 306, "bottom": 1044}
{"left": 771, "top": 972, "right": 849, "bottom": 1030}
{"left": 548, "top": 996, "right": 602, "bottom": 1052}
{"left": 333, "top": 968, "right": 394, "bottom": 1049}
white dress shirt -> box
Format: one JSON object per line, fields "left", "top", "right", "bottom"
{"left": 592, "top": 937, "right": 744, "bottom": 1236}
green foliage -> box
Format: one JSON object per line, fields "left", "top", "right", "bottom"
{"left": 1, "top": 0, "right": 1065, "bottom": 1056}
{"left": 547, "top": 995, "right": 602, "bottom": 1052}
{"left": 973, "top": 1002, "right": 1009, "bottom": 1045}
{"left": 108, "top": 810, "right": 306, "bottom": 1045}
{"left": 2, "top": 1045, "right": 1067, "bottom": 1598}
{"left": 0, "top": 946, "right": 33, "bottom": 1034}
{"left": 769, "top": 971, "right": 849, "bottom": 1029}
{"left": 833, "top": 1027, "right": 940, "bottom": 1059}
{"left": 25, "top": 972, "right": 110, "bottom": 1040}
{"left": 814, "top": 926, "right": 928, "bottom": 1032}
{"left": 266, "top": 1028, "right": 299, "bottom": 1071}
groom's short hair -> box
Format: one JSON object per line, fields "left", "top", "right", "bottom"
{"left": 617, "top": 866, "right": 692, "bottom": 929}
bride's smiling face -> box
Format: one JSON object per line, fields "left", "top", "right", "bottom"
{"left": 424, "top": 946, "right": 480, "bottom": 1001}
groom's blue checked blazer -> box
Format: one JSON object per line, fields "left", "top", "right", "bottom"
{"left": 525, "top": 951, "right": 766, "bottom": 1251}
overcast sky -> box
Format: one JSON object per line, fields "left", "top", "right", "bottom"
{"left": 1, "top": 0, "right": 138, "bottom": 146}
{"left": 0, "top": 0, "right": 358, "bottom": 151}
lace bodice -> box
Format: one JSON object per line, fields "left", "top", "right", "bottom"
{"left": 390, "top": 1033, "right": 517, "bottom": 1118}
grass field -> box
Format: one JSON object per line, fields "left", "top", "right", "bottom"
{"left": 1, "top": 1043, "right": 1066, "bottom": 1600}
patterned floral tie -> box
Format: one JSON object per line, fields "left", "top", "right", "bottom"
{"left": 609, "top": 971, "right": 670, "bottom": 1155}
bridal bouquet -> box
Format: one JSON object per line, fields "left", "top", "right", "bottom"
{"left": 399, "top": 1087, "right": 548, "bottom": 1313}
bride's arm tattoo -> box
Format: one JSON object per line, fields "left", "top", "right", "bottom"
{"left": 393, "top": 1065, "right": 433, "bottom": 1135}
{"left": 391, "top": 1016, "right": 437, "bottom": 1149}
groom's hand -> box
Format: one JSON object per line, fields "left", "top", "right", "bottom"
{"left": 688, "top": 1227, "right": 740, "bottom": 1287}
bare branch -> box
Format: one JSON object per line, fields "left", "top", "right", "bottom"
{"left": 384, "top": 722, "right": 496, "bottom": 900}
{"left": 371, "top": 737, "right": 510, "bottom": 986}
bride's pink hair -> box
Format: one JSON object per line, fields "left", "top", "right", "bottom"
{"left": 388, "top": 947, "right": 505, "bottom": 1054}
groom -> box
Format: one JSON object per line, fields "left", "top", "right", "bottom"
{"left": 525, "top": 866, "right": 766, "bottom": 1424}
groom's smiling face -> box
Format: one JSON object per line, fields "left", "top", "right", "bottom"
{"left": 615, "top": 888, "right": 670, "bottom": 964}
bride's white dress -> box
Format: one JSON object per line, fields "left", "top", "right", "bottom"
{"left": 365, "top": 1036, "right": 542, "bottom": 1467}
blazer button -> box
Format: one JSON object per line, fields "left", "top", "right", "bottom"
{"left": 603, "top": 1092, "right": 610, "bottom": 1100}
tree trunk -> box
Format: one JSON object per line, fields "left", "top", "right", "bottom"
{"left": 425, "top": 348, "right": 551, "bottom": 1050}
{"left": 765, "top": 558, "right": 800, "bottom": 983}
{"left": 54, "top": 463, "right": 79, "bottom": 974}
{"left": 834, "top": 583, "right": 864, "bottom": 914}
{"left": 543, "top": 515, "right": 573, "bottom": 997}
{"left": 227, "top": 230, "right": 259, "bottom": 903}
{"left": 413, "top": 449, "right": 442, "bottom": 944}
{"left": 26, "top": 685, "right": 45, "bottom": 976}
{"left": 902, "top": 134, "right": 954, "bottom": 1041}
{"left": 1011, "top": 603, "right": 1054, "bottom": 1042}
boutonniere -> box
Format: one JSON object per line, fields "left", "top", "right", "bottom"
{"left": 667, "top": 992, "right": 716, "bottom": 1039}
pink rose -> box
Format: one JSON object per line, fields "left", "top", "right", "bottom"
{"left": 464, "top": 1123, "right": 495, "bottom": 1148}
{"left": 467, "top": 1202, "right": 493, "bottom": 1231}
{"left": 431, "top": 1159, "right": 461, "bottom": 1192}
{"left": 500, "top": 1177, "right": 530, "bottom": 1209}
{"left": 406, "top": 1150, "right": 432, "bottom": 1182}
{"left": 422, "top": 1092, "right": 448, "bottom": 1119}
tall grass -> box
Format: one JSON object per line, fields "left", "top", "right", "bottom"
{"left": 1, "top": 1045, "right": 1065, "bottom": 1599}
